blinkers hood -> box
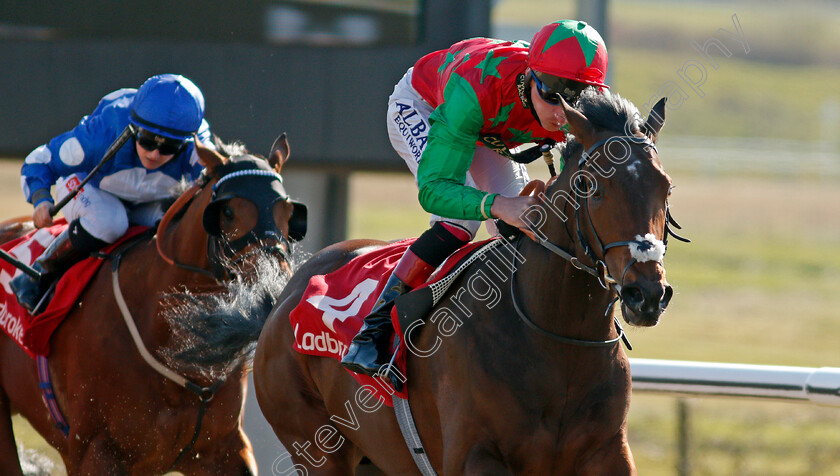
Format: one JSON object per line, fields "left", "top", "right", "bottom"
{"left": 202, "top": 157, "right": 307, "bottom": 247}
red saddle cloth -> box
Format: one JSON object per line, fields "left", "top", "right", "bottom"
{"left": 290, "top": 238, "right": 488, "bottom": 406}
{"left": 0, "top": 219, "right": 148, "bottom": 358}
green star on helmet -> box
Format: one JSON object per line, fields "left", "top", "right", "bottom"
{"left": 528, "top": 19, "right": 609, "bottom": 88}
{"left": 541, "top": 20, "right": 601, "bottom": 67}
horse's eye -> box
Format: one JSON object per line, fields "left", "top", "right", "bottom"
{"left": 222, "top": 205, "right": 235, "bottom": 220}
{"left": 592, "top": 187, "right": 603, "bottom": 200}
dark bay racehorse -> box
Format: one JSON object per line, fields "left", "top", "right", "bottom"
{"left": 190, "top": 93, "right": 683, "bottom": 475}
{"left": 0, "top": 135, "right": 303, "bottom": 475}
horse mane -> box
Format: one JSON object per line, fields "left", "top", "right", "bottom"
{"left": 159, "top": 136, "right": 294, "bottom": 378}
{"left": 161, "top": 253, "right": 294, "bottom": 379}
{"left": 558, "top": 90, "right": 644, "bottom": 163}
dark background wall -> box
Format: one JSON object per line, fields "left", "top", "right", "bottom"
{"left": 0, "top": 0, "right": 491, "bottom": 170}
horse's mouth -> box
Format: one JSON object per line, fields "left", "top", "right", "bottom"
{"left": 619, "top": 282, "right": 672, "bottom": 327}
{"left": 621, "top": 305, "right": 664, "bottom": 327}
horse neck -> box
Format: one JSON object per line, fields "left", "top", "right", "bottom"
{"left": 155, "top": 185, "right": 214, "bottom": 285}
{"left": 513, "top": 219, "right": 617, "bottom": 341}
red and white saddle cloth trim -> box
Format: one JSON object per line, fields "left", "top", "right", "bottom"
{"left": 0, "top": 219, "right": 147, "bottom": 358}
{"left": 290, "top": 237, "right": 500, "bottom": 406}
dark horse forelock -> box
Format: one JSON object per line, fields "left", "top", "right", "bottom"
{"left": 559, "top": 90, "right": 645, "bottom": 163}
{"left": 577, "top": 89, "right": 643, "bottom": 134}
{"left": 213, "top": 136, "right": 249, "bottom": 158}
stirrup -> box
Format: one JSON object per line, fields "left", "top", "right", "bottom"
{"left": 31, "top": 280, "right": 58, "bottom": 316}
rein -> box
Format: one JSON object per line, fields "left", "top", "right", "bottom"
{"left": 510, "top": 135, "right": 681, "bottom": 348}
{"left": 155, "top": 181, "right": 219, "bottom": 280}
{"left": 509, "top": 234, "right": 626, "bottom": 347}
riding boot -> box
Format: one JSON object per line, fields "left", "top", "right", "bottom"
{"left": 10, "top": 221, "right": 104, "bottom": 313}
{"left": 341, "top": 222, "right": 471, "bottom": 376}
{"left": 340, "top": 250, "right": 435, "bottom": 376}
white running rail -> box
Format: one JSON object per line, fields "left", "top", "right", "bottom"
{"left": 630, "top": 358, "right": 840, "bottom": 407}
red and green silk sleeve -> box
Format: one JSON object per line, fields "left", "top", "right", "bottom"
{"left": 416, "top": 73, "right": 496, "bottom": 221}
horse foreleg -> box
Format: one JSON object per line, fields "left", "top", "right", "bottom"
{"left": 255, "top": 353, "right": 358, "bottom": 476}
{"left": 0, "top": 393, "right": 24, "bottom": 476}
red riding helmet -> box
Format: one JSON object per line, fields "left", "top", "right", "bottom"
{"left": 528, "top": 20, "right": 609, "bottom": 91}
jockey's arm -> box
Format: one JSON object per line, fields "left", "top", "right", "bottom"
{"left": 416, "top": 79, "right": 496, "bottom": 221}
{"left": 21, "top": 110, "right": 116, "bottom": 208}
{"left": 416, "top": 79, "right": 538, "bottom": 228}
{"left": 416, "top": 134, "right": 538, "bottom": 229}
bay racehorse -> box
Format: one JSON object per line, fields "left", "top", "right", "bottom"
{"left": 190, "top": 92, "right": 685, "bottom": 475}
{"left": 0, "top": 135, "right": 305, "bottom": 475}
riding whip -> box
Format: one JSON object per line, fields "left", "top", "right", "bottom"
{"left": 0, "top": 248, "right": 42, "bottom": 279}
{"left": 541, "top": 143, "right": 557, "bottom": 177}
{"left": 49, "top": 123, "right": 138, "bottom": 216}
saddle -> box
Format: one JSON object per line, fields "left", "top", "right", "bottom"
{"left": 0, "top": 220, "right": 148, "bottom": 357}
{"left": 290, "top": 238, "right": 499, "bottom": 405}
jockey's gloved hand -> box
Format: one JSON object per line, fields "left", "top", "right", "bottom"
{"left": 33, "top": 201, "right": 54, "bottom": 229}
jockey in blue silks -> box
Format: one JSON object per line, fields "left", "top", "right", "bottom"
{"left": 11, "top": 74, "right": 215, "bottom": 312}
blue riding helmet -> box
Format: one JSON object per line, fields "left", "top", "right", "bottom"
{"left": 130, "top": 74, "right": 205, "bottom": 141}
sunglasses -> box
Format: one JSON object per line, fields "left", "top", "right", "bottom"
{"left": 530, "top": 71, "right": 586, "bottom": 106}
{"left": 136, "top": 129, "right": 186, "bottom": 155}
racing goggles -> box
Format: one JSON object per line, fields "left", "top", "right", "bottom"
{"left": 530, "top": 71, "right": 588, "bottom": 106}
{"left": 136, "top": 129, "right": 186, "bottom": 155}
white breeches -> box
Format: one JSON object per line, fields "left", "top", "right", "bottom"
{"left": 56, "top": 174, "right": 163, "bottom": 243}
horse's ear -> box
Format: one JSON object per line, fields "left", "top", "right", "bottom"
{"left": 559, "top": 97, "right": 597, "bottom": 146}
{"left": 269, "top": 133, "right": 290, "bottom": 174}
{"left": 642, "top": 97, "right": 667, "bottom": 143}
{"left": 194, "top": 135, "right": 226, "bottom": 173}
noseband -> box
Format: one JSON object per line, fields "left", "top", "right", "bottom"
{"left": 203, "top": 167, "right": 297, "bottom": 272}
{"left": 156, "top": 160, "right": 304, "bottom": 280}
{"left": 544, "top": 135, "right": 688, "bottom": 285}
{"left": 509, "top": 135, "right": 689, "bottom": 347}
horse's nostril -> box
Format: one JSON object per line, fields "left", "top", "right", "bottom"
{"left": 621, "top": 285, "right": 644, "bottom": 308}
{"left": 660, "top": 285, "right": 673, "bottom": 309}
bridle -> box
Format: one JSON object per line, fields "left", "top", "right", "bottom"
{"left": 157, "top": 158, "right": 307, "bottom": 280}
{"left": 202, "top": 165, "right": 300, "bottom": 277}
{"left": 118, "top": 157, "right": 306, "bottom": 472}
{"left": 508, "top": 134, "right": 689, "bottom": 347}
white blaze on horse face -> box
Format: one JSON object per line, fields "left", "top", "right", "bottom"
{"left": 626, "top": 160, "right": 642, "bottom": 180}
{"left": 629, "top": 234, "right": 666, "bottom": 263}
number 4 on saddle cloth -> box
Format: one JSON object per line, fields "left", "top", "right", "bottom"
{"left": 0, "top": 219, "right": 148, "bottom": 358}
{"left": 290, "top": 237, "right": 497, "bottom": 407}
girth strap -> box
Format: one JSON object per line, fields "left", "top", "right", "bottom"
{"left": 36, "top": 355, "right": 70, "bottom": 438}
{"left": 393, "top": 395, "right": 438, "bottom": 476}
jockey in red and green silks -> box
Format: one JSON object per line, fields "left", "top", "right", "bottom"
{"left": 342, "top": 20, "right": 611, "bottom": 377}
